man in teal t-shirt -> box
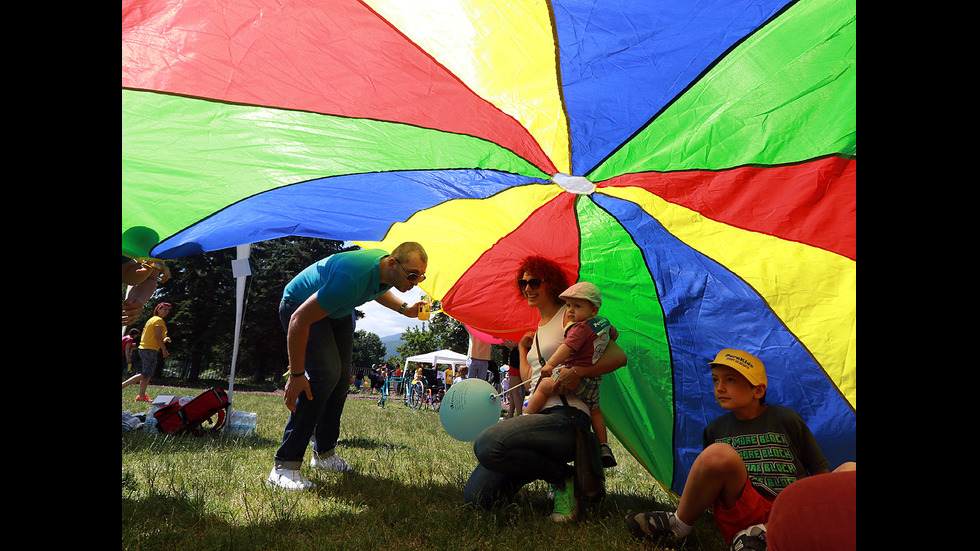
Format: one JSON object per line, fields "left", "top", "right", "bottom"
{"left": 267, "top": 242, "right": 429, "bottom": 490}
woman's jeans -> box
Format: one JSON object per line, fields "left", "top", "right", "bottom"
{"left": 464, "top": 405, "right": 591, "bottom": 508}
{"left": 274, "top": 299, "right": 354, "bottom": 469}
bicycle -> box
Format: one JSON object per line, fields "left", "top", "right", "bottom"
{"left": 408, "top": 367, "right": 446, "bottom": 411}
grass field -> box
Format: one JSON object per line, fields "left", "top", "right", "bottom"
{"left": 122, "top": 383, "right": 728, "bottom": 550}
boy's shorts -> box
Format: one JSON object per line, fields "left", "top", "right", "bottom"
{"left": 712, "top": 478, "right": 774, "bottom": 545}
{"left": 138, "top": 348, "right": 158, "bottom": 378}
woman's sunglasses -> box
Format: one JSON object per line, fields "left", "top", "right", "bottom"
{"left": 517, "top": 278, "right": 542, "bottom": 291}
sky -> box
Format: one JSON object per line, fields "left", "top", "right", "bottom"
{"left": 355, "top": 285, "right": 429, "bottom": 338}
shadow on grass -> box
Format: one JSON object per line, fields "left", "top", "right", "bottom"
{"left": 122, "top": 430, "right": 413, "bottom": 457}
{"left": 337, "top": 435, "right": 411, "bottom": 452}
{"left": 122, "top": 463, "right": 724, "bottom": 551}
{"left": 122, "top": 392, "right": 728, "bottom": 550}
{"left": 122, "top": 427, "right": 282, "bottom": 451}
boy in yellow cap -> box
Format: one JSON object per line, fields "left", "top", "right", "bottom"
{"left": 625, "top": 348, "right": 833, "bottom": 551}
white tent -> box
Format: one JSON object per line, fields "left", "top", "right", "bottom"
{"left": 404, "top": 349, "right": 467, "bottom": 369}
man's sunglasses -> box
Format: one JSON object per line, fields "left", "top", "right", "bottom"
{"left": 395, "top": 258, "right": 426, "bottom": 282}
{"left": 517, "top": 278, "right": 542, "bottom": 290}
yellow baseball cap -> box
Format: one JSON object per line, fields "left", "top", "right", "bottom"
{"left": 709, "top": 348, "right": 767, "bottom": 387}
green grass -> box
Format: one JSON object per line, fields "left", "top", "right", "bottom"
{"left": 122, "top": 384, "right": 728, "bottom": 550}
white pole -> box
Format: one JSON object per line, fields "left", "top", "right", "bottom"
{"left": 229, "top": 244, "right": 253, "bottom": 417}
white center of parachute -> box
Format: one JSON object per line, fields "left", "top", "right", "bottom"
{"left": 552, "top": 173, "right": 595, "bottom": 194}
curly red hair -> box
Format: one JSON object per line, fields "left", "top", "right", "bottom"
{"left": 515, "top": 256, "right": 570, "bottom": 304}
{"left": 153, "top": 302, "right": 173, "bottom": 317}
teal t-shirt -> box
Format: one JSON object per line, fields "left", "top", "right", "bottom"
{"left": 282, "top": 248, "right": 391, "bottom": 318}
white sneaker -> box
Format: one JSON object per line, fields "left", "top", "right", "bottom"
{"left": 266, "top": 467, "right": 314, "bottom": 490}
{"left": 310, "top": 454, "right": 352, "bottom": 472}
{"left": 731, "top": 524, "right": 767, "bottom": 551}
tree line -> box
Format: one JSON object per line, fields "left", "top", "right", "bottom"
{"left": 123, "top": 237, "right": 510, "bottom": 386}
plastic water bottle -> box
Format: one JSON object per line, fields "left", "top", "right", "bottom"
{"left": 225, "top": 410, "right": 257, "bottom": 438}
{"left": 142, "top": 405, "right": 159, "bottom": 432}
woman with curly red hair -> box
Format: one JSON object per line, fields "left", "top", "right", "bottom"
{"left": 465, "top": 255, "right": 626, "bottom": 522}
{"left": 514, "top": 255, "right": 570, "bottom": 305}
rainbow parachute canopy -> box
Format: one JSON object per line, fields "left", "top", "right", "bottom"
{"left": 123, "top": 0, "right": 855, "bottom": 494}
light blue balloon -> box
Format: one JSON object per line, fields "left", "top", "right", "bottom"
{"left": 440, "top": 378, "right": 500, "bottom": 441}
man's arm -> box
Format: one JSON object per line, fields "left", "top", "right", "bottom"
{"left": 283, "top": 293, "right": 328, "bottom": 412}
{"left": 122, "top": 261, "right": 170, "bottom": 325}
{"left": 375, "top": 290, "right": 424, "bottom": 318}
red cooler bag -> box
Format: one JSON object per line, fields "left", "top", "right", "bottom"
{"left": 154, "top": 388, "right": 230, "bottom": 436}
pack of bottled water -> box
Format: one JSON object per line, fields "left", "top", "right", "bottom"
{"left": 224, "top": 410, "right": 257, "bottom": 438}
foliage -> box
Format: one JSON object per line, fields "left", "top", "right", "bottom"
{"left": 394, "top": 308, "right": 468, "bottom": 362}
{"left": 428, "top": 306, "right": 470, "bottom": 351}
{"left": 233, "top": 238, "right": 356, "bottom": 382}
{"left": 130, "top": 238, "right": 357, "bottom": 383}
{"left": 126, "top": 238, "right": 512, "bottom": 385}
{"left": 131, "top": 249, "right": 238, "bottom": 380}
{"left": 396, "top": 325, "right": 437, "bottom": 359}
{"left": 352, "top": 330, "right": 387, "bottom": 368}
